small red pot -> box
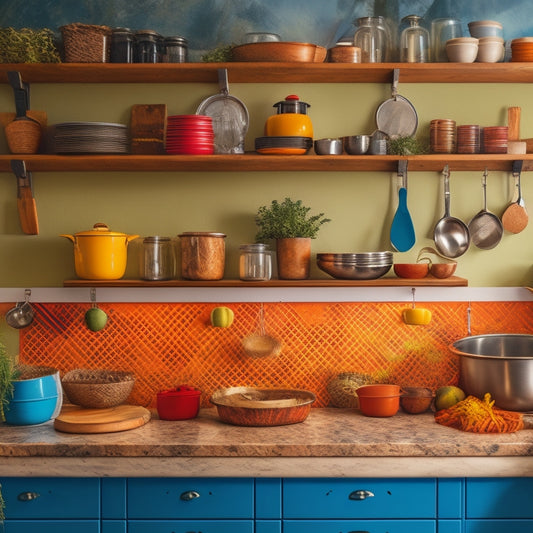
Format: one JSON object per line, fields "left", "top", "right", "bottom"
{"left": 356, "top": 384, "right": 401, "bottom": 417}
{"left": 156, "top": 385, "right": 201, "bottom": 420}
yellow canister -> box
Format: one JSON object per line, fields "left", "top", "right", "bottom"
{"left": 264, "top": 94, "right": 313, "bottom": 137}
{"left": 61, "top": 223, "right": 139, "bottom": 280}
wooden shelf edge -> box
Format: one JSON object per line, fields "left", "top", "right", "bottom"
{"left": 1, "top": 62, "right": 533, "bottom": 84}
{"left": 63, "top": 276, "right": 468, "bottom": 288}
{"left": 1, "top": 154, "right": 532, "bottom": 173}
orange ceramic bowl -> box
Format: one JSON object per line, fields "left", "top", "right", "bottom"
{"left": 394, "top": 263, "right": 429, "bottom": 279}
{"left": 356, "top": 384, "right": 401, "bottom": 417}
{"left": 429, "top": 262, "right": 457, "bottom": 278}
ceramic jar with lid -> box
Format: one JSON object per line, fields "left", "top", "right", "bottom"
{"left": 264, "top": 95, "right": 313, "bottom": 137}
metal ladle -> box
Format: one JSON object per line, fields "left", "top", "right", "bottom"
{"left": 468, "top": 169, "right": 503, "bottom": 250}
{"left": 5, "top": 288, "right": 35, "bottom": 329}
{"left": 433, "top": 165, "right": 470, "bottom": 258}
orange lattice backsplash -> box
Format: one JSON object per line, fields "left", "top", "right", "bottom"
{"left": 19, "top": 301, "right": 533, "bottom": 408}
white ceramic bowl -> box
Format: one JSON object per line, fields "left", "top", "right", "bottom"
{"left": 477, "top": 37, "right": 505, "bottom": 63}
{"left": 468, "top": 20, "right": 503, "bottom": 39}
{"left": 446, "top": 38, "right": 479, "bottom": 63}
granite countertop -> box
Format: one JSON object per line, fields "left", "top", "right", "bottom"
{"left": 1, "top": 408, "right": 532, "bottom": 478}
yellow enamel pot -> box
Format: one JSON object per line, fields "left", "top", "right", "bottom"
{"left": 61, "top": 223, "right": 139, "bottom": 280}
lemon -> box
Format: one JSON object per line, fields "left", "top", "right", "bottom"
{"left": 435, "top": 385, "right": 465, "bottom": 411}
{"left": 210, "top": 306, "right": 234, "bottom": 327}
{"left": 84, "top": 307, "right": 108, "bottom": 332}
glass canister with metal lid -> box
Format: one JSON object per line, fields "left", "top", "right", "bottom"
{"left": 110, "top": 27, "right": 134, "bottom": 63}
{"left": 163, "top": 36, "right": 188, "bottom": 62}
{"left": 134, "top": 29, "right": 161, "bottom": 63}
{"left": 239, "top": 243, "right": 272, "bottom": 281}
{"left": 140, "top": 236, "right": 175, "bottom": 281}
{"left": 353, "top": 16, "right": 390, "bottom": 62}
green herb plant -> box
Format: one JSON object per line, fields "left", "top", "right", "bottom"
{"left": 201, "top": 44, "right": 234, "bottom": 62}
{"left": 0, "top": 341, "right": 16, "bottom": 423}
{"left": 255, "top": 197, "right": 331, "bottom": 241}
{"left": 0, "top": 27, "right": 61, "bottom": 63}
{"left": 388, "top": 135, "right": 428, "bottom": 156}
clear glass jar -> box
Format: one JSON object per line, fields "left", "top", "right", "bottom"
{"left": 400, "top": 15, "right": 429, "bottom": 63}
{"left": 163, "top": 36, "right": 188, "bottom": 63}
{"left": 110, "top": 28, "right": 134, "bottom": 63}
{"left": 239, "top": 243, "right": 272, "bottom": 281}
{"left": 353, "top": 16, "right": 390, "bottom": 63}
{"left": 134, "top": 30, "right": 161, "bottom": 63}
{"left": 140, "top": 236, "right": 175, "bottom": 281}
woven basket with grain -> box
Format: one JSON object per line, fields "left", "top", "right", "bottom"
{"left": 62, "top": 369, "right": 135, "bottom": 408}
{"left": 60, "top": 23, "right": 112, "bottom": 63}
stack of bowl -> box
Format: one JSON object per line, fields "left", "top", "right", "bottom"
{"left": 317, "top": 252, "right": 393, "bottom": 280}
{"left": 445, "top": 37, "right": 479, "bottom": 62}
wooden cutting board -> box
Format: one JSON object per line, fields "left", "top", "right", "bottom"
{"left": 54, "top": 404, "right": 151, "bottom": 434}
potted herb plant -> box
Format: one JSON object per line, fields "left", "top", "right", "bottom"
{"left": 255, "top": 197, "right": 331, "bottom": 279}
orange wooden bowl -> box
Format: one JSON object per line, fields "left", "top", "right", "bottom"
{"left": 430, "top": 262, "right": 457, "bottom": 278}
{"left": 231, "top": 42, "right": 327, "bottom": 62}
{"left": 394, "top": 263, "right": 430, "bottom": 279}
{"left": 356, "top": 384, "right": 401, "bottom": 417}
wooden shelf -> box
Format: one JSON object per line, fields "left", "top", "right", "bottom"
{"left": 1, "top": 62, "right": 533, "bottom": 84}
{"left": 1, "top": 154, "right": 532, "bottom": 173}
{"left": 63, "top": 275, "right": 468, "bottom": 288}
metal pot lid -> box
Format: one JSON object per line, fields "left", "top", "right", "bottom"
{"left": 178, "top": 232, "right": 226, "bottom": 238}
{"left": 74, "top": 223, "right": 129, "bottom": 237}
{"left": 274, "top": 94, "right": 311, "bottom": 114}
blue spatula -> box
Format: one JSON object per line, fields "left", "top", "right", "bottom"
{"left": 390, "top": 160, "right": 415, "bottom": 252}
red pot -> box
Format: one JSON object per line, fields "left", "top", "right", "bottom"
{"left": 156, "top": 385, "right": 201, "bottom": 420}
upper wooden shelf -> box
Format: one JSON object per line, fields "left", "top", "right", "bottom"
{"left": 1, "top": 154, "right": 532, "bottom": 173}
{"left": 1, "top": 62, "right": 533, "bottom": 84}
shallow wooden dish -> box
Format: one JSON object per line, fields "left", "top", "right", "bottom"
{"left": 231, "top": 42, "right": 327, "bottom": 62}
{"left": 210, "top": 386, "right": 316, "bottom": 426}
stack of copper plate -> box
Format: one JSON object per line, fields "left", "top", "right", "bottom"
{"left": 511, "top": 38, "right": 533, "bottom": 61}
{"left": 483, "top": 126, "right": 508, "bottom": 153}
{"left": 430, "top": 119, "right": 456, "bottom": 154}
{"left": 456, "top": 125, "right": 481, "bottom": 154}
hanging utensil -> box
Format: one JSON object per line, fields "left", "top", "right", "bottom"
{"left": 390, "top": 159, "right": 415, "bottom": 252}
{"left": 502, "top": 160, "right": 528, "bottom": 234}
{"left": 433, "top": 165, "right": 470, "bottom": 258}
{"left": 11, "top": 159, "right": 39, "bottom": 235}
{"left": 5, "top": 289, "right": 35, "bottom": 329}
{"left": 242, "top": 303, "right": 281, "bottom": 358}
{"left": 196, "top": 68, "right": 249, "bottom": 154}
{"left": 375, "top": 68, "right": 418, "bottom": 138}
{"left": 468, "top": 169, "right": 503, "bottom": 250}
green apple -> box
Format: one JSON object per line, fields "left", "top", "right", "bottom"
{"left": 84, "top": 307, "right": 108, "bottom": 332}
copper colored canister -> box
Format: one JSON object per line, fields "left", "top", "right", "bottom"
{"left": 178, "top": 232, "right": 226, "bottom": 280}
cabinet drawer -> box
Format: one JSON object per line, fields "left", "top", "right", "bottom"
{"left": 466, "top": 478, "right": 533, "bottom": 519}
{"left": 127, "top": 478, "right": 254, "bottom": 519}
{"left": 0, "top": 477, "right": 100, "bottom": 519}
{"left": 283, "top": 519, "right": 436, "bottom": 533}
{"left": 128, "top": 520, "right": 254, "bottom": 533}
{"left": 466, "top": 520, "right": 533, "bottom": 533}
{"left": 283, "top": 478, "right": 436, "bottom": 519}
{"left": 2, "top": 521, "right": 99, "bottom": 533}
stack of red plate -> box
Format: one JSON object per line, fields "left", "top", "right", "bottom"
{"left": 166, "top": 115, "right": 214, "bottom": 155}
{"left": 456, "top": 125, "right": 481, "bottom": 154}
{"left": 483, "top": 126, "right": 508, "bottom": 153}
{"left": 430, "top": 119, "right": 456, "bottom": 154}
{"left": 511, "top": 38, "right": 533, "bottom": 61}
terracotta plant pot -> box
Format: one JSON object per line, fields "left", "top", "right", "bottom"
{"left": 276, "top": 237, "right": 311, "bottom": 280}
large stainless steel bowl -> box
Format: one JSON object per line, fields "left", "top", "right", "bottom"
{"left": 317, "top": 252, "right": 392, "bottom": 280}
{"left": 450, "top": 334, "right": 533, "bottom": 411}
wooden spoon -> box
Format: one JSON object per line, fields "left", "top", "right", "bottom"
{"left": 502, "top": 160, "right": 528, "bottom": 233}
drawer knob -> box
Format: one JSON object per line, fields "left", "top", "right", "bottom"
{"left": 18, "top": 491, "right": 40, "bottom": 502}
{"left": 348, "top": 490, "right": 374, "bottom": 501}
{"left": 180, "top": 490, "right": 200, "bottom": 501}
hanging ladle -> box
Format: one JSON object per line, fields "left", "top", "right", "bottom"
{"left": 242, "top": 303, "right": 282, "bottom": 358}
{"left": 468, "top": 169, "right": 503, "bottom": 250}
{"left": 433, "top": 165, "right": 470, "bottom": 258}
{"left": 5, "top": 288, "right": 35, "bottom": 329}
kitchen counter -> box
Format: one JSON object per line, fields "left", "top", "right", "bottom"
{"left": 1, "top": 408, "right": 532, "bottom": 478}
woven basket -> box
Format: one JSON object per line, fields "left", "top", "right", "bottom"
{"left": 5, "top": 119, "right": 42, "bottom": 154}
{"left": 60, "top": 23, "right": 112, "bottom": 63}
{"left": 15, "top": 364, "right": 58, "bottom": 380}
{"left": 62, "top": 369, "right": 135, "bottom": 408}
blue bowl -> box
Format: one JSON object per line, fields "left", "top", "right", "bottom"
{"left": 12, "top": 371, "right": 60, "bottom": 400}
{"left": 4, "top": 396, "right": 59, "bottom": 425}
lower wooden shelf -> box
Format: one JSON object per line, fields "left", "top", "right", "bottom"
{"left": 63, "top": 275, "right": 467, "bottom": 287}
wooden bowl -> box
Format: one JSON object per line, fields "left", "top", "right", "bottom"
{"left": 400, "top": 387, "right": 434, "bottom": 414}
{"left": 231, "top": 42, "right": 327, "bottom": 62}
{"left": 430, "top": 262, "right": 457, "bottom": 278}
{"left": 210, "top": 386, "right": 315, "bottom": 426}
{"left": 394, "top": 263, "right": 429, "bottom": 279}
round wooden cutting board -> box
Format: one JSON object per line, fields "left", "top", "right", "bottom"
{"left": 54, "top": 404, "right": 151, "bottom": 434}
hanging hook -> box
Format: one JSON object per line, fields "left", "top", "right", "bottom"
{"left": 89, "top": 287, "right": 97, "bottom": 308}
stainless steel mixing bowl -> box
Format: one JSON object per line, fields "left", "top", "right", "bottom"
{"left": 450, "top": 334, "right": 533, "bottom": 411}
{"left": 317, "top": 252, "right": 392, "bottom": 280}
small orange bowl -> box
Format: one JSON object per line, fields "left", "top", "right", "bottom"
{"left": 430, "top": 262, "right": 457, "bottom": 278}
{"left": 394, "top": 263, "right": 429, "bottom": 279}
{"left": 356, "top": 384, "right": 401, "bottom": 417}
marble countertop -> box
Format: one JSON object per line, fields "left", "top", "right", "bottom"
{"left": 1, "top": 408, "right": 532, "bottom": 478}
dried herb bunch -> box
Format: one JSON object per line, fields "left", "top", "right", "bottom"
{"left": 0, "top": 27, "right": 61, "bottom": 63}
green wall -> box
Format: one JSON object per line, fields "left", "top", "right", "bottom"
{"left": 0, "top": 80, "right": 532, "bottom": 287}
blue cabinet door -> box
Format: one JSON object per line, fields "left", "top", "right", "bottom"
{"left": 127, "top": 519, "right": 254, "bottom": 533}
{"left": 2, "top": 520, "right": 99, "bottom": 533}
{"left": 127, "top": 478, "right": 254, "bottom": 519}
{"left": 283, "top": 519, "right": 436, "bottom": 533}
{"left": 283, "top": 478, "right": 437, "bottom": 519}
{"left": 466, "top": 520, "right": 533, "bottom": 533}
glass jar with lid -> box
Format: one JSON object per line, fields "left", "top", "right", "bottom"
{"left": 353, "top": 16, "right": 390, "bottom": 63}
{"left": 400, "top": 15, "right": 429, "bottom": 63}
{"left": 163, "top": 36, "right": 188, "bottom": 63}
{"left": 134, "top": 29, "right": 161, "bottom": 63}
{"left": 140, "top": 236, "right": 175, "bottom": 281}
{"left": 110, "top": 27, "right": 134, "bottom": 63}
{"left": 239, "top": 243, "right": 272, "bottom": 281}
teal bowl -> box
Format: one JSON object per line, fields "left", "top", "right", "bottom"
{"left": 12, "top": 372, "right": 60, "bottom": 399}
{"left": 4, "top": 396, "right": 59, "bottom": 425}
